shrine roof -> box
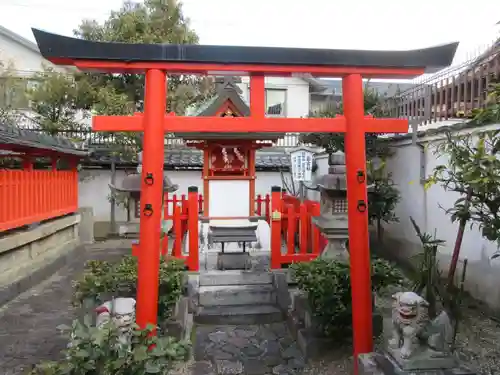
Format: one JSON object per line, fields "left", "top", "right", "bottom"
{"left": 185, "top": 77, "right": 250, "bottom": 117}
{"left": 0, "top": 121, "right": 88, "bottom": 157}
{"left": 87, "top": 148, "right": 292, "bottom": 171}
{"left": 180, "top": 77, "right": 286, "bottom": 141}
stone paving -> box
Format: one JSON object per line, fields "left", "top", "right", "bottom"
{"left": 192, "top": 323, "right": 306, "bottom": 375}
{"left": 0, "top": 240, "right": 130, "bottom": 375}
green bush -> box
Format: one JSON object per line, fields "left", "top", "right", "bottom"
{"left": 291, "top": 258, "right": 404, "bottom": 339}
{"left": 73, "top": 256, "right": 185, "bottom": 320}
{"left": 29, "top": 317, "right": 190, "bottom": 375}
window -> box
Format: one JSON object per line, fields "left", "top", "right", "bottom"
{"left": 265, "top": 89, "right": 286, "bottom": 117}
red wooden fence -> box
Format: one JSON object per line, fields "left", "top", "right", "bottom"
{"left": 271, "top": 192, "right": 322, "bottom": 268}
{"left": 0, "top": 170, "right": 78, "bottom": 232}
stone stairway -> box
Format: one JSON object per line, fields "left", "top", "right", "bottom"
{"left": 194, "top": 270, "right": 284, "bottom": 325}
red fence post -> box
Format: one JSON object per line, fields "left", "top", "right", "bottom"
{"left": 256, "top": 194, "right": 262, "bottom": 216}
{"left": 172, "top": 204, "right": 182, "bottom": 258}
{"left": 299, "top": 203, "right": 308, "bottom": 254}
{"left": 310, "top": 202, "right": 321, "bottom": 255}
{"left": 286, "top": 205, "right": 295, "bottom": 255}
{"left": 198, "top": 194, "right": 203, "bottom": 213}
{"left": 270, "top": 186, "right": 282, "bottom": 269}
{"left": 187, "top": 186, "right": 199, "bottom": 271}
{"left": 161, "top": 192, "right": 169, "bottom": 256}
{"left": 265, "top": 194, "right": 270, "bottom": 223}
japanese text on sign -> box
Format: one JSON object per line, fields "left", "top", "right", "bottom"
{"left": 291, "top": 149, "right": 313, "bottom": 182}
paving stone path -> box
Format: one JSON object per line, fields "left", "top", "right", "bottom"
{"left": 192, "top": 323, "right": 306, "bottom": 375}
{"left": 0, "top": 240, "right": 130, "bottom": 375}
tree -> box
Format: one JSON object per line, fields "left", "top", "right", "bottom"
{"left": 367, "top": 160, "right": 401, "bottom": 241}
{"left": 301, "top": 85, "right": 399, "bottom": 237}
{"left": 26, "top": 68, "right": 89, "bottom": 135}
{"left": 73, "top": 0, "right": 214, "bottom": 116}
{"left": 0, "top": 61, "right": 29, "bottom": 123}
{"left": 426, "top": 129, "right": 500, "bottom": 286}
{"left": 300, "top": 86, "right": 392, "bottom": 158}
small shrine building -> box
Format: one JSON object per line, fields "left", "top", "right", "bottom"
{"left": 178, "top": 77, "right": 289, "bottom": 222}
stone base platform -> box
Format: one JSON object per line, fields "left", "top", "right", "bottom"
{"left": 216, "top": 252, "right": 251, "bottom": 271}
{"left": 359, "top": 352, "right": 476, "bottom": 375}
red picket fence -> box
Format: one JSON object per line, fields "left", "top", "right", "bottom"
{"left": 0, "top": 170, "right": 78, "bottom": 232}
{"left": 133, "top": 190, "right": 200, "bottom": 271}
{"left": 156, "top": 192, "right": 203, "bottom": 270}
{"left": 270, "top": 191, "right": 322, "bottom": 268}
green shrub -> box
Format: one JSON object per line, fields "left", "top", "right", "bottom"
{"left": 73, "top": 256, "right": 185, "bottom": 320}
{"left": 29, "top": 317, "right": 190, "bottom": 375}
{"left": 291, "top": 258, "right": 404, "bottom": 339}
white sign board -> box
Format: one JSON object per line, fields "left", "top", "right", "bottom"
{"left": 290, "top": 146, "right": 314, "bottom": 182}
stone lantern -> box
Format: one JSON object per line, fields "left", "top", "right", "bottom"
{"left": 311, "top": 153, "right": 373, "bottom": 260}
{"left": 109, "top": 166, "right": 179, "bottom": 236}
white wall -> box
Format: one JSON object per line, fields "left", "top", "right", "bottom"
{"left": 0, "top": 31, "right": 70, "bottom": 75}
{"left": 383, "top": 126, "right": 500, "bottom": 309}
{"left": 79, "top": 169, "right": 285, "bottom": 222}
{"left": 238, "top": 77, "right": 310, "bottom": 118}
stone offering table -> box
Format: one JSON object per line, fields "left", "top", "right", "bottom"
{"left": 208, "top": 219, "right": 258, "bottom": 270}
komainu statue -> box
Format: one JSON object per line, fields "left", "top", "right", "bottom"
{"left": 388, "top": 291, "right": 455, "bottom": 367}
{"left": 95, "top": 297, "right": 136, "bottom": 345}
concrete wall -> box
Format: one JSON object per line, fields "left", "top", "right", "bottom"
{"left": 79, "top": 169, "right": 286, "bottom": 237}
{"left": 0, "top": 214, "right": 81, "bottom": 304}
{"left": 0, "top": 29, "right": 70, "bottom": 75}
{"left": 382, "top": 124, "right": 500, "bottom": 310}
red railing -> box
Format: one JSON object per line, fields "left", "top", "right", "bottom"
{"left": 270, "top": 191, "right": 322, "bottom": 268}
{"left": 133, "top": 189, "right": 200, "bottom": 271}
{"left": 163, "top": 193, "right": 204, "bottom": 216}
{"left": 0, "top": 170, "right": 78, "bottom": 232}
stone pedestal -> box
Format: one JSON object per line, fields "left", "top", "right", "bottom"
{"left": 311, "top": 214, "right": 349, "bottom": 261}
{"left": 359, "top": 352, "right": 476, "bottom": 375}
{"left": 216, "top": 252, "right": 251, "bottom": 270}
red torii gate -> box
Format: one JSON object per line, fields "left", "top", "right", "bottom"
{"left": 32, "top": 28, "right": 457, "bottom": 371}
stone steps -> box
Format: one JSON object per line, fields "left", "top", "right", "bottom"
{"left": 194, "top": 304, "right": 283, "bottom": 325}
{"left": 199, "top": 284, "right": 276, "bottom": 306}
{"left": 195, "top": 270, "right": 284, "bottom": 325}
{"left": 199, "top": 270, "right": 273, "bottom": 286}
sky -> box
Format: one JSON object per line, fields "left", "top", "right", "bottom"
{"left": 0, "top": 0, "right": 499, "bottom": 67}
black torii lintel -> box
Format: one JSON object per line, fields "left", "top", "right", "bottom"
{"left": 32, "top": 28, "right": 458, "bottom": 74}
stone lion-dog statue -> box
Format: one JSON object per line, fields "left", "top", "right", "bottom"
{"left": 389, "top": 291, "right": 453, "bottom": 360}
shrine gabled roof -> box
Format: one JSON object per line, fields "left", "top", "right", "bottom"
{"left": 185, "top": 77, "right": 250, "bottom": 117}
{"left": 0, "top": 121, "right": 88, "bottom": 157}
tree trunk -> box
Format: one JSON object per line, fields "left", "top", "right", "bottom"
{"left": 446, "top": 188, "right": 473, "bottom": 290}
{"left": 377, "top": 218, "right": 383, "bottom": 244}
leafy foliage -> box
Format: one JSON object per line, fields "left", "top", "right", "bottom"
{"left": 291, "top": 257, "right": 404, "bottom": 339}
{"left": 300, "top": 86, "right": 393, "bottom": 158}
{"left": 367, "top": 159, "right": 401, "bottom": 229}
{"left": 408, "top": 217, "right": 446, "bottom": 318}
{"left": 73, "top": 0, "right": 214, "bottom": 116}
{"left": 0, "top": 61, "right": 31, "bottom": 122}
{"left": 470, "top": 81, "right": 500, "bottom": 125}
{"left": 73, "top": 256, "right": 185, "bottom": 320}
{"left": 426, "top": 130, "right": 500, "bottom": 248}
{"left": 29, "top": 318, "right": 189, "bottom": 375}
{"left": 26, "top": 68, "right": 90, "bottom": 135}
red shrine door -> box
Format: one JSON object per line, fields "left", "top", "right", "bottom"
{"left": 32, "top": 28, "right": 457, "bottom": 373}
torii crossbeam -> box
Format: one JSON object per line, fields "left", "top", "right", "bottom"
{"left": 32, "top": 28, "right": 457, "bottom": 374}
